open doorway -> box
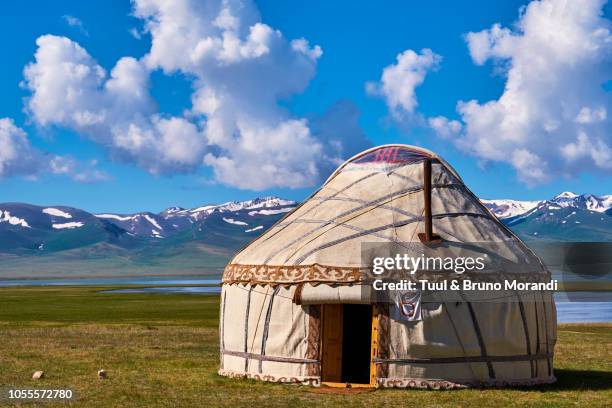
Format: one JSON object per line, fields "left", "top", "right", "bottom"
{"left": 320, "top": 304, "right": 374, "bottom": 385}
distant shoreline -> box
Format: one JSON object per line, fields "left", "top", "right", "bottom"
{"left": 1, "top": 276, "right": 610, "bottom": 291}
{"left": 0, "top": 270, "right": 223, "bottom": 281}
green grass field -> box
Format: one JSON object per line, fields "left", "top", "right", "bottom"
{"left": 0, "top": 287, "right": 610, "bottom": 407}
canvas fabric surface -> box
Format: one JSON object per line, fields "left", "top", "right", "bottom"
{"left": 219, "top": 284, "right": 321, "bottom": 383}
{"left": 218, "top": 282, "right": 556, "bottom": 386}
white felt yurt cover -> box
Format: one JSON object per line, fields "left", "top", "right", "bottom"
{"left": 219, "top": 144, "right": 556, "bottom": 388}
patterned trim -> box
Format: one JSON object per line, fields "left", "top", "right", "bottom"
{"left": 305, "top": 305, "right": 321, "bottom": 377}
{"left": 377, "top": 376, "right": 556, "bottom": 389}
{"left": 224, "top": 263, "right": 363, "bottom": 284}
{"left": 223, "top": 263, "right": 551, "bottom": 286}
{"left": 376, "top": 304, "right": 390, "bottom": 379}
{"left": 218, "top": 369, "right": 321, "bottom": 386}
{"left": 293, "top": 283, "right": 305, "bottom": 304}
{"left": 218, "top": 369, "right": 556, "bottom": 390}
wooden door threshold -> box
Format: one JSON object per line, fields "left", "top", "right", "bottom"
{"left": 321, "top": 381, "right": 376, "bottom": 389}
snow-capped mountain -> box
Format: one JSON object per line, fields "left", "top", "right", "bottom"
{"left": 95, "top": 196, "right": 296, "bottom": 238}
{"left": 217, "top": 196, "right": 295, "bottom": 212}
{"left": 0, "top": 203, "right": 129, "bottom": 252}
{"left": 549, "top": 192, "right": 612, "bottom": 213}
{"left": 0, "top": 204, "right": 94, "bottom": 231}
{"left": 0, "top": 196, "right": 296, "bottom": 252}
{"left": 481, "top": 199, "right": 542, "bottom": 219}
{"left": 481, "top": 192, "right": 612, "bottom": 219}
{"left": 505, "top": 204, "right": 612, "bottom": 242}
{"left": 2, "top": 191, "right": 611, "bottom": 255}
{"left": 482, "top": 192, "right": 612, "bottom": 241}
{"left": 95, "top": 211, "right": 184, "bottom": 238}
{"left": 174, "top": 196, "right": 296, "bottom": 222}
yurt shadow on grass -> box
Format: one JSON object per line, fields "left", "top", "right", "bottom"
{"left": 218, "top": 145, "right": 557, "bottom": 390}
{"left": 546, "top": 369, "right": 612, "bottom": 391}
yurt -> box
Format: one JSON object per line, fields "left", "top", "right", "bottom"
{"left": 218, "top": 145, "right": 556, "bottom": 389}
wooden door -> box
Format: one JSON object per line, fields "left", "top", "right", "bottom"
{"left": 370, "top": 305, "right": 379, "bottom": 385}
{"left": 321, "top": 304, "right": 343, "bottom": 382}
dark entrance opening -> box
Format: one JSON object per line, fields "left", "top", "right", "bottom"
{"left": 341, "top": 304, "right": 373, "bottom": 384}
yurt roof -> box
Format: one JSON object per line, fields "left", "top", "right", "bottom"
{"left": 323, "top": 144, "right": 462, "bottom": 185}
{"left": 223, "top": 145, "right": 545, "bottom": 285}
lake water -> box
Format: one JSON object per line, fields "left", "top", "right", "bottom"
{"left": 0, "top": 276, "right": 220, "bottom": 286}
{"left": 105, "top": 286, "right": 220, "bottom": 294}
{"left": 1, "top": 277, "right": 610, "bottom": 323}
{"left": 556, "top": 302, "right": 612, "bottom": 323}
{"left": 553, "top": 291, "right": 612, "bottom": 323}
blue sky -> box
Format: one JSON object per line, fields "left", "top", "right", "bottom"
{"left": 0, "top": 0, "right": 610, "bottom": 213}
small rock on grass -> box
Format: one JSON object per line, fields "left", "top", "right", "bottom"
{"left": 98, "top": 369, "right": 107, "bottom": 379}
{"left": 32, "top": 371, "right": 44, "bottom": 380}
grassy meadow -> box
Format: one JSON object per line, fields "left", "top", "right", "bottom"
{"left": 0, "top": 286, "right": 610, "bottom": 407}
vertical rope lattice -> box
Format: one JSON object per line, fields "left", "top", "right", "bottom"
{"left": 542, "top": 291, "right": 552, "bottom": 377}
{"left": 444, "top": 302, "right": 478, "bottom": 380}
{"left": 243, "top": 286, "right": 253, "bottom": 372}
{"left": 258, "top": 286, "right": 280, "bottom": 373}
{"left": 465, "top": 301, "right": 496, "bottom": 379}
{"left": 220, "top": 289, "right": 227, "bottom": 368}
{"left": 515, "top": 291, "right": 535, "bottom": 378}
{"left": 534, "top": 294, "right": 541, "bottom": 378}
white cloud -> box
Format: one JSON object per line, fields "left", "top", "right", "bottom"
{"left": 432, "top": 0, "right": 612, "bottom": 185}
{"left": 0, "top": 117, "right": 108, "bottom": 182}
{"left": 24, "top": 35, "right": 106, "bottom": 127}
{"left": 0, "top": 118, "right": 40, "bottom": 178}
{"left": 133, "top": 0, "right": 331, "bottom": 188}
{"left": 23, "top": 34, "right": 205, "bottom": 175}
{"left": 465, "top": 23, "right": 515, "bottom": 65}
{"left": 22, "top": 0, "right": 368, "bottom": 189}
{"left": 575, "top": 106, "right": 607, "bottom": 124}
{"left": 129, "top": 28, "right": 142, "bottom": 40}
{"left": 427, "top": 116, "right": 462, "bottom": 139}
{"left": 204, "top": 118, "right": 321, "bottom": 189}
{"left": 49, "top": 157, "right": 110, "bottom": 183}
{"left": 62, "top": 15, "right": 88, "bottom": 36}
{"left": 291, "top": 38, "right": 323, "bottom": 60}
{"left": 511, "top": 148, "right": 549, "bottom": 185}
{"left": 366, "top": 48, "right": 441, "bottom": 119}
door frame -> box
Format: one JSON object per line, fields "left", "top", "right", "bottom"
{"left": 319, "top": 304, "right": 379, "bottom": 388}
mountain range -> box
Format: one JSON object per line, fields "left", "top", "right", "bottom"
{"left": 0, "top": 196, "right": 298, "bottom": 278}
{"left": 0, "top": 197, "right": 296, "bottom": 254}
{"left": 482, "top": 191, "right": 612, "bottom": 241}
{"left": 0, "top": 192, "right": 610, "bottom": 278}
